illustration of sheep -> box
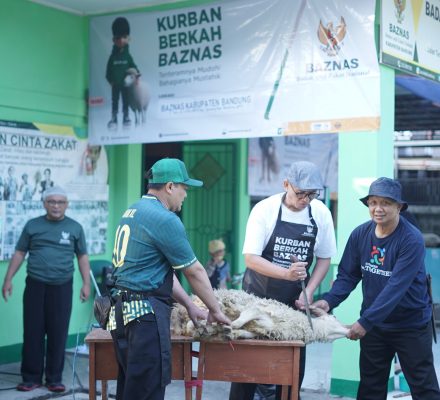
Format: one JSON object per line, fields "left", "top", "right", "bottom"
{"left": 124, "top": 68, "right": 150, "bottom": 126}
{"left": 171, "top": 289, "right": 349, "bottom": 344}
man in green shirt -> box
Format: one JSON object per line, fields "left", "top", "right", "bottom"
{"left": 109, "top": 158, "right": 230, "bottom": 400}
{"left": 2, "top": 186, "right": 91, "bottom": 393}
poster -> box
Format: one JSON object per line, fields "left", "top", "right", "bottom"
{"left": 88, "top": 0, "right": 379, "bottom": 144}
{"left": 248, "top": 134, "right": 338, "bottom": 198}
{"left": 0, "top": 120, "right": 109, "bottom": 260}
{"left": 380, "top": 0, "right": 440, "bottom": 81}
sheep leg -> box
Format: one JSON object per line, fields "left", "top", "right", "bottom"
{"left": 231, "top": 306, "right": 274, "bottom": 331}
{"left": 226, "top": 328, "right": 256, "bottom": 340}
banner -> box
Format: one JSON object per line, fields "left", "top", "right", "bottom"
{"left": 88, "top": 0, "right": 379, "bottom": 144}
{"left": 0, "top": 120, "right": 109, "bottom": 260}
{"left": 248, "top": 134, "right": 338, "bottom": 198}
{"left": 380, "top": 0, "right": 440, "bottom": 82}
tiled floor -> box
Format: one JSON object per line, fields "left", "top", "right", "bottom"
{"left": 0, "top": 327, "right": 438, "bottom": 399}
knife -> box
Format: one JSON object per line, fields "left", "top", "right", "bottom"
{"left": 291, "top": 255, "right": 313, "bottom": 330}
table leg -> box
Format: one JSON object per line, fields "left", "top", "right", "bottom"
{"left": 196, "top": 342, "right": 206, "bottom": 400}
{"left": 184, "top": 343, "right": 192, "bottom": 400}
{"left": 290, "top": 347, "right": 300, "bottom": 400}
{"left": 281, "top": 385, "right": 288, "bottom": 400}
{"left": 101, "top": 380, "right": 108, "bottom": 400}
{"left": 89, "top": 343, "right": 96, "bottom": 400}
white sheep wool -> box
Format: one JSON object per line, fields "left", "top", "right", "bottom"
{"left": 171, "top": 289, "right": 348, "bottom": 344}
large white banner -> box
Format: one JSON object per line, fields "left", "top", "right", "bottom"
{"left": 380, "top": 0, "right": 440, "bottom": 82}
{"left": 89, "top": 0, "right": 379, "bottom": 144}
{"left": 0, "top": 121, "right": 109, "bottom": 260}
{"left": 248, "top": 134, "right": 338, "bottom": 198}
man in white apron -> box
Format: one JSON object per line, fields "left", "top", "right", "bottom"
{"left": 230, "top": 161, "right": 337, "bottom": 400}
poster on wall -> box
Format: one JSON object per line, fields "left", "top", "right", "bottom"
{"left": 0, "top": 120, "right": 109, "bottom": 260}
{"left": 88, "top": 0, "right": 379, "bottom": 145}
{"left": 248, "top": 134, "right": 338, "bottom": 198}
{"left": 380, "top": 0, "right": 440, "bottom": 82}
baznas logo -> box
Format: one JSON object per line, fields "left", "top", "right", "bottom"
{"left": 370, "top": 246, "right": 385, "bottom": 267}
{"left": 59, "top": 231, "right": 71, "bottom": 245}
{"left": 317, "top": 16, "right": 347, "bottom": 56}
{"left": 394, "top": 0, "right": 406, "bottom": 23}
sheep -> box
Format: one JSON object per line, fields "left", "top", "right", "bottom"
{"left": 171, "top": 289, "right": 349, "bottom": 344}
{"left": 124, "top": 68, "right": 150, "bottom": 126}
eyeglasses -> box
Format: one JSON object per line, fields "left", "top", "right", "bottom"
{"left": 290, "top": 185, "right": 320, "bottom": 201}
{"left": 46, "top": 200, "right": 67, "bottom": 206}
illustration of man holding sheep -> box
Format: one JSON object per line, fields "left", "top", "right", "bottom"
{"left": 105, "top": 17, "right": 139, "bottom": 130}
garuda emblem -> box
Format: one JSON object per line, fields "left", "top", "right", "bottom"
{"left": 394, "top": 0, "right": 406, "bottom": 23}
{"left": 317, "top": 16, "right": 347, "bottom": 56}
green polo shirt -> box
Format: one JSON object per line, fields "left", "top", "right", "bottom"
{"left": 107, "top": 194, "right": 197, "bottom": 330}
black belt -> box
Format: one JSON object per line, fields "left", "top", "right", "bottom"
{"left": 112, "top": 286, "right": 166, "bottom": 350}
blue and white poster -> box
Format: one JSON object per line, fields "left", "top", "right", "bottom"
{"left": 88, "top": 0, "right": 379, "bottom": 144}
{"left": 0, "top": 120, "right": 109, "bottom": 260}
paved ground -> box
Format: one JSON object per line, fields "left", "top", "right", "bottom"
{"left": 0, "top": 329, "right": 438, "bottom": 400}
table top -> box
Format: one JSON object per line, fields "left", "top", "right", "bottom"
{"left": 85, "top": 328, "right": 194, "bottom": 343}
{"left": 85, "top": 328, "right": 304, "bottom": 347}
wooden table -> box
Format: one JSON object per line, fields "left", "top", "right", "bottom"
{"left": 85, "top": 329, "right": 304, "bottom": 400}
{"left": 85, "top": 329, "right": 193, "bottom": 400}
{"left": 196, "top": 339, "right": 304, "bottom": 400}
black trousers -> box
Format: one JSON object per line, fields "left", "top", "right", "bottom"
{"left": 111, "top": 313, "right": 165, "bottom": 400}
{"left": 357, "top": 323, "right": 440, "bottom": 400}
{"left": 111, "top": 85, "right": 129, "bottom": 117}
{"left": 21, "top": 276, "right": 72, "bottom": 384}
{"left": 229, "top": 345, "right": 306, "bottom": 400}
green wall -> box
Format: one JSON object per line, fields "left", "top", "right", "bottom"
{"left": 0, "top": 0, "right": 227, "bottom": 363}
{"left": 0, "top": 0, "right": 87, "bottom": 127}
{"left": 329, "top": 65, "right": 395, "bottom": 397}
{"left": 0, "top": 0, "right": 90, "bottom": 362}
{"left": 0, "top": 0, "right": 143, "bottom": 362}
{"left": 0, "top": 5, "right": 398, "bottom": 397}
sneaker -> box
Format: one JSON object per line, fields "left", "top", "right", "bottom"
{"left": 123, "top": 115, "right": 132, "bottom": 126}
{"left": 46, "top": 382, "right": 66, "bottom": 392}
{"left": 16, "top": 382, "right": 41, "bottom": 391}
{"left": 107, "top": 115, "right": 117, "bottom": 130}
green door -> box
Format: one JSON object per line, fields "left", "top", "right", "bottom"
{"left": 182, "top": 141, "right": 236, "bottom": 290}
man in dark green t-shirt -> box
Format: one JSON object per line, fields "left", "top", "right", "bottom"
{"left": 110, "top": 158, "right": 230, "bottom": 400}
{"left": 2, "top": 186, "right": 91, "bottom": 393}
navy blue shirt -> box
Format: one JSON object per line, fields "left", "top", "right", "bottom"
{"left": 323, "top": 217, "right": 431, "bottom": 331}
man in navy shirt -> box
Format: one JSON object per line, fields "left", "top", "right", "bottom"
{"left": 312, "top": 177, "right": 440, "bottom": 400}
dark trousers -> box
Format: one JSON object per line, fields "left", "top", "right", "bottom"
{"left": 111, "top": 86, "right": 129, "bottom": 117}
{"left": 111, "top": 313, "right": 165, "bottom": 400}
{"left": 229, "top": 345, "right": 306, "bottom": 400}
{"left": 357, "top": 323, "right": 440, "bottom": 400}
{"left": 21, "top": 276, "right": 72, "bottom": 384}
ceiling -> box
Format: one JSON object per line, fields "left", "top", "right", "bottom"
{"left": 29, "top": 0, "right": 183, "bottom": 15}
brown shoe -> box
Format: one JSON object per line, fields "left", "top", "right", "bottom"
{"left": 46, "top": 382, "right": 66, "bottom": 392}
{"left": 16, "top": 382, "right": 41, "bottom": 391}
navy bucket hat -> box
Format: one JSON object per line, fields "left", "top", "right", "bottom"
{"left": 360, "top": 177, "right": 408, "bottom": 211}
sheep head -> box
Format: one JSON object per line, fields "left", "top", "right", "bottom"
{"left": 124, "top": 68, "right": 141, "bottom": 87}
{"left": 310, "top": 314, "right": 349, "bottom": 342}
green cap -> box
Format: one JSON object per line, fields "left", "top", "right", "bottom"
{"left": 150, "top": 158, "right": 203, "bottom": 187}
